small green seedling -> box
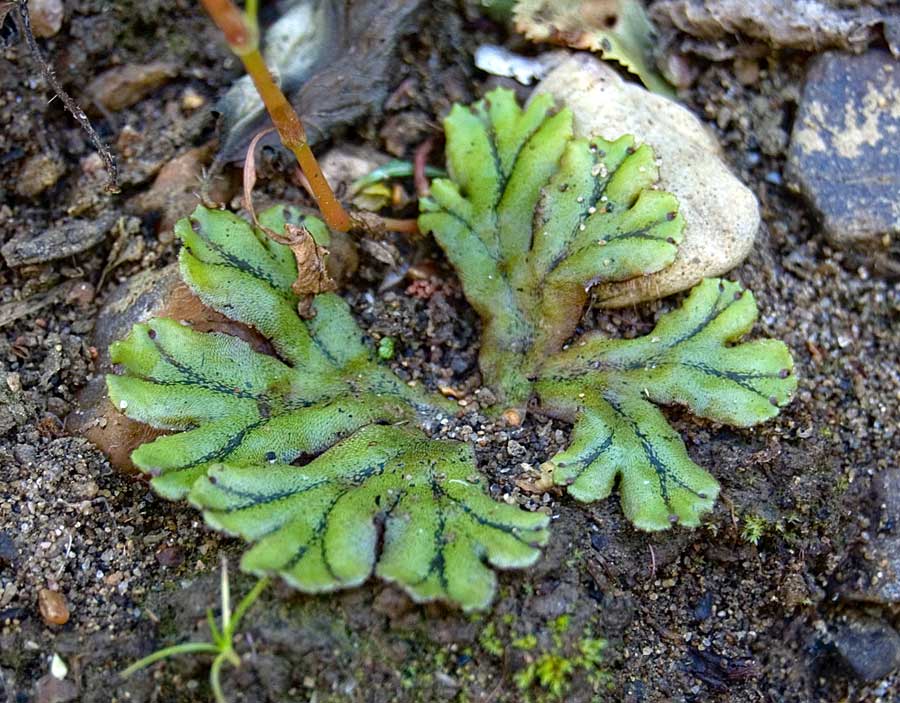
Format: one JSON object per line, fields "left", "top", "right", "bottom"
{"left": 121, "top": 561, "right": 268, "bottom": 703}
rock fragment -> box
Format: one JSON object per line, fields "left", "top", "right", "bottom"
{"left": 787, "top": 50, "right": 900, "bottom": 246}
{"left": 16, "top": 153, "right": 66, "bottom": 198}
{"left": 86, "top": 62, "right": 178, "bottom": 112}
{"left": 34, "top": 675, "right": 78, "bottom": 703}
{"left": 0, "top": 531, "right": 17, "bottom": 567}
{"left": 840, "top": 468, "right": 900, "bottom": 605}
{"left": 28, "top": 0, "right": 64, "bottom": 38}
{"left": 653, "top": 0, "right": 893, "bottom": 55}
{"left": 128, "top": 142, "right": 236, "bottom": 238}
{"left": 37, "top": 588, "right": 69, "bottom": 626}
{"left": 831, "top": 616, "right": 900, "bottom": 682}
{"left": 533, "top": 54, "right": 759, "bottom": 308}
{"left": 1, "top": 212, "right": 118, "bottom": 267}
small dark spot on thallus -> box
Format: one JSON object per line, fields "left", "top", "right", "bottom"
{"left": 626, "top": 146, "right": 635, "bottom": 155}
{"left": 733, "top": 291, "right": 743, "bottom": 300}
{"left": 265, "top": 451, "right": 277, "bottom": 462}
{"left": 147, "top": 328, "right": 157, "bottom": 339}
{"left": 666, "top": 211, "right": 677, "bottom": 221}
{"left": 769, "top": 396, "right": 779, "bottom": 406}
{"left": 779, "top": 368, "right": 791, "bottom": 379}
{"left": 208, "top": 475, "right": 217, "bottom": 484}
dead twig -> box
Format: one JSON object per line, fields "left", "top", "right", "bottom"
{"left": 413, "top": 136, "right": 434, "bottom": 198}
{"left": 15, "top": 0, "right": 119, "bottom": 193}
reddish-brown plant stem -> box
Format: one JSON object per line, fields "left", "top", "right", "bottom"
{"left": 199, "top": 0, "right": 351, "bottom": 233}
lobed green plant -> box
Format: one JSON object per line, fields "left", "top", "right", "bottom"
{"left": 107, "top": 203, "right": 549, "bottom": 611}
{"left": 107, "top": 87, "right": 796, "bottom": 609}
{"left": 420, "top": 88, "right": 796, "bottom": 529}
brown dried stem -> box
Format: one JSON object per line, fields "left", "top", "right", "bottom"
{"left": 199, "top": 0, "right": 351, "bottom": 232}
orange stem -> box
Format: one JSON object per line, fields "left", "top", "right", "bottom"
{"left": 378, "top": 217, "right": 420, "bottom": 235}
{"left": 200, "top": 0, "right": 351, "bottom": 233}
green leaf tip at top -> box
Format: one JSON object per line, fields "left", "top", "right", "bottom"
{"left": 420, "top": 87, "right": 796, "bottom": 531}
{"left": 106, "top": 203, "right": 547, "bottom": 610}
{"left": 420, "top": 87, "right": 684, "bottom": 410}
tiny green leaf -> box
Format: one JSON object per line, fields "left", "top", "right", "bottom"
{"left": 191, "top": 425, "right": 549, "bottom": 611}
{"left": 535, "top": 279, "right": 797, "bottom": 530}
{"left": 107, "top": 205, "right": 548, "bottom": 608}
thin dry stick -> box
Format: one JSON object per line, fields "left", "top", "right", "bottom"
{"left": 199, "top": 0, "right": 351, "bottom": 232}
{"left": 413, "top": 137, "right": 434, "bottom": 198}
{"left": 16, "top": 0, "right": 119, "bottom": 193}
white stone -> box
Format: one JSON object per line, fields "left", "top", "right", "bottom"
{"left": 532, "top": 54, "right": 760, "bottom": 308}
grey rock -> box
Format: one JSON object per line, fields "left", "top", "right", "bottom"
{"left": 0, "top": 386, "right": 30, "bottom": 434}
{"left": 787, "top": 51, "right": 900, "bottom": 246}
{"left": 1, "top": 212, "right": 118, "bottom": 267}
{"left": 653, "top": 0, "right": 895, "bottom": 55}
{"left": 532, "top": 581, "right": 579, "bottom": 618}
{"left": 831, "top": 616, "right": 900, "bottom": 682}
{"left": 0, "top": 531, "right": 16, "bottom": 567}
{"left": 841, "top": 468, "right": 900, "bottom": 605}
{"left": 34, "top": 674, "right": 78, "bottom": 703}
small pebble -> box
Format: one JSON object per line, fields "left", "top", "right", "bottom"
{"left": 181, "top": 88, "right": 206, "bottom": 111}
{"left": 155, "top": 545, "right": 184, "bottom": 567}
{"left": 38, "top": 589, "right": 70, "bottom": 626}
{"left": 28, "top": 0, "right": 64, "bottom": 38}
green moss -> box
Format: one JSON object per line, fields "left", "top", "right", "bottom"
{"left": 479, "top": 622, "right": 504, "bottom": 658}
{"left": 512, "top": 633, "right": 538, "bottom": 651}
{"left": 741, "top": 514, "right": 768, "bottom": 545}
{"left": 478, "top": 613, "right": 609, "bottom": 701}
{"left": 551, "top": 614, "right": 570, "bottom": 635}
{"left": 377, "top": 336, "right": 396, "bottom": 360}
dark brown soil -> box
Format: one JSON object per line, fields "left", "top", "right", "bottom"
{"left": 1, "top": 2, "right": 898, "bottom": 703}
